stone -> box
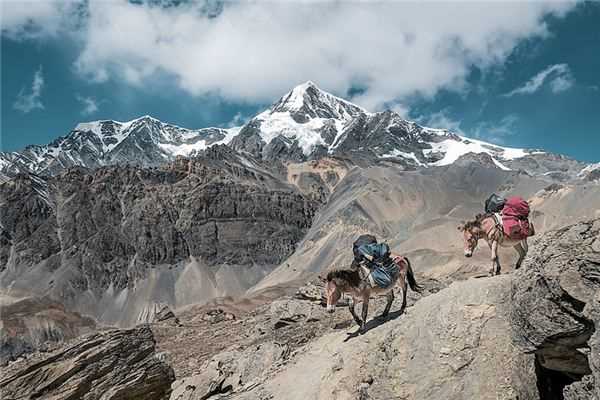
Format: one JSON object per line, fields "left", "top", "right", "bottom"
{"left": 511, "top": 218, "right": 600, "bottom": 398}
{"left": 0, "top": 326, "right": 174, "bottom": 400}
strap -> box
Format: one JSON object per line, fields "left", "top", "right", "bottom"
{"left": 360, "top": 264, "right": 376, "bottom": 287}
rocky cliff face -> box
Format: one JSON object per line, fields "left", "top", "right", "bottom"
{"left": 0, "top": 145, "right": 316, "bottom": 326}
{"left": 0, "top": 326, "right": 174, "bottom": 400}
{"left": 0, "top": 296, "right": 96, "bottom": 366}
{"left": 511, "top": 219, "right": 600, "bottom": 399}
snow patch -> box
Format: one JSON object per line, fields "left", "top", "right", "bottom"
{"left": 425, "top": 136, "right": 529, "bottom": 167}
{"left": 74, "top": 121, "right": 102, "bottom": 134}
{"left": 579, "top": 162, "right": 600, "bottom": 177}
{"left": 158, "top": 141, "right": 208, "bottom": 157}
{"left": 256, "top": 111, "right": 328, "bottom": 155}
{"left": 380, "top": 149, "right": 424, "bottom": 166}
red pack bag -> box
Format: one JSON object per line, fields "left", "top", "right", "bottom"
{"left": 503, "top": 196, "right": 530, "bottom": 219}
{"left": 501, "top": 196, "right": 531, "bottom": 240}
{"left": 502, "top": 216, "right": 530, "bottom": 239}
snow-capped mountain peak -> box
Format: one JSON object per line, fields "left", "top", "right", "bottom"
{"left": 0, "top": 116, "right": 239, "bottom": 178}
{"left": 1, "top": 81, "right": 592, "bottom": 182}
{"left": 232, "top": 82, "right": 368, "bottom": 156}
{"left": 270, "top": 81, "right": 365, "bottom": 122}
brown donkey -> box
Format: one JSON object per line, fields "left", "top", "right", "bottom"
{"left": 458, "top": 213, "right": 533, "bottom": 276}
{"left": 324, "top": 256, "right": 422, "bottom": 333}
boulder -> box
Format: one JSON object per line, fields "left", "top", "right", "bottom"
{"left": 170, "top": 342, "right": 288, "bottom": 400}
{"left": 0, "top": 296, "right": 96, "bottom": 365}
{"left": 0, "top": 326, "right": 175, "bottom": 400}
{"left": 511, "top": 218, "right": 600, "bottom": 399}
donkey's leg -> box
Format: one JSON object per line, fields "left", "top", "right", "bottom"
{"left": 360, "top": 293, "right": 370, "bottom": 332}
{"left": 348, "top": 297, "right": 362, "bottom": 327}
{"left": 522, "top": 239, "right": 528, "bottom": 259}
{"left": 400, "top": 282, "right": 408, "bottom": 315}
{"left": 514, "top": 242, "right": 525, "bottom": 270}
{"left": 379, "top": 290, "right": 394, "bottom": 319}
{"left": 491, "top": 241, "right": 501, "bottom": 276}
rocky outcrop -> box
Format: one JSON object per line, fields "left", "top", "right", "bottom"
{"left": 0, "top": 326, "right": 175, "bottom": 400}
{"left": 207, "top": 276, "right": 535, "bottom": 400}
{"left": 511, "top": 218, "right": 600, "bottom": 399}
{"left": 136, "top": 303, "right": 180, "bottom": 325}
{"left": 0, "top": 145, "right": 316, "bottom": 326}
{"left": 0, "top": 296, "right": 96, "bottom": 365}
{"left": 170, "top": 342, "right": 289, "bottom": 400}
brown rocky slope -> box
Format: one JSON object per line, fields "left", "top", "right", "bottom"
{"left": 1, "top": 218, "right": 598, "bottom": 399}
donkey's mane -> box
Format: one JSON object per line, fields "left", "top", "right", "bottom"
{"left": 326, "top": 268, "right": 361, "bottom": 287}
{"left": 464, "top": 213, "right": 493, "bottom": 230}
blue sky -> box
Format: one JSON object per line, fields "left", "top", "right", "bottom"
{"left": 1, "top": 1, "right": 599, "bottom": 162}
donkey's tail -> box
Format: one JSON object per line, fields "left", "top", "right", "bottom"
{"left": 405, "top": 258, "right": 423, "bottom": 293}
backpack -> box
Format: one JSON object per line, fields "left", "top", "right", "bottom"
{"left": 485, "top": 193, "right": 506, "bottom": 214}
{"left": 357, "top": 242, "right": 391, "bottom": 263}
{"left": 503, "top": 196, "right": 530, "bottom": 219}
{"left": 352, "top": 234, "right": 377, "bottom": 262}
{"left": 501, "top": 196, "right": 532, "bottom": 239}
{"left": 352, "top": 234, "right": 390, "bottom": 263}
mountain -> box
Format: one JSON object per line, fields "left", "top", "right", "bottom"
{"left": 1, "top": 82, "right": 599, "bottom": 399}
{"left": 1, "top": 82, "right": 591, "bottom": 182}
{"left": 0, "top": 145, "right": 316, "bottom": 326}
{"left": 0, "top": 116, "right": 239, "bottom": 181}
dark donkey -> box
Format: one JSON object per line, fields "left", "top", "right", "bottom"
{"left": 324, "top": 256, "right": 422, "bottom": 332}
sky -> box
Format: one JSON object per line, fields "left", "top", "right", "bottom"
{"left": 1, "top": 0, "right": 599, "bottom": 162}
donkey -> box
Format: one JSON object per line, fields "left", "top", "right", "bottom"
{"left": 324, "top": 256, "right": 422, "bottom": 333}
{"left": 458, "top": 213, "right": 533, "bottom": 276}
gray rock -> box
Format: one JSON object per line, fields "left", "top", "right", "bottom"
{"left": 0, "top": 326, "right": 175, "bottom": 400}
{"left": 511, "top": 218, "right": 600, "bottom": 398}
{"left": 0, "top": 296, "right": 96, "bottom": 365}
{"left": 169, "top": 342, "right": 288, "bottom": 400}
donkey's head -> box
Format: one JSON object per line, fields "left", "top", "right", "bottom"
{"left": 458, "top": 216, "right": 484, "bottom": 258}
{"left": 324, "top": 278, "right": 341, "bottom": 313}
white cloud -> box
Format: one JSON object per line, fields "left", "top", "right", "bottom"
{"left": 549, "top": 74, "right": 575, "bottom": 93}
{"left": 472, "top": 114, "right": 519, "bottom": 144}
{"left": 3, "top": 1, "right": 577, "bottom": 109}
{"left": 503, "top": 63, "right": 574, "bottom": 97}
{"left": 13, "top": 66, "right": 45, "bottom": 113}
{"left": 75, "top": 95, "right": 99, "bottom": 115}
{"left": 0, "top": 0, "right": 82, "bottom": 39}
{"left": 416, "top": 109, "right": 465, "bottom": 135}
{"left": 225, "top": 112, "right": 247, "bottom": 128}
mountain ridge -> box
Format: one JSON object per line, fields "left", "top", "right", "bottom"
{"left": 1, "top": 81, "right": 592, "bottom": 182}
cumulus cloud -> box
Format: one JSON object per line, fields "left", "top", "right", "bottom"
{"left": 75, "top": 94, "right": 99, "bottom": 116}
{"left": 0, "top": 0, "right": 82, "bottom": 39}
{"left": 3, "top": 1, "right": 577, "bottom": 109}
{"left": 13, "top": 66, "right": 45, "bottom": 113}
{"left": 503, "top": 63, "right": 575, "bottom": 97}
{"left": 472, "top": 114, "right": 520, "bottom": 144}
{"left": 416, "top": 109, "right": 465, "bottom": 135}
{"left": 225, "top": 112, "right": 248, "bottom": 128}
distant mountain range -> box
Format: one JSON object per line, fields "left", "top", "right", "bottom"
{"left": 2, "top": 81, "right": 596, "bottom": 182}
